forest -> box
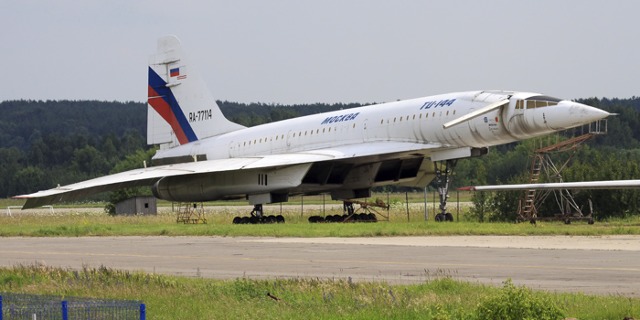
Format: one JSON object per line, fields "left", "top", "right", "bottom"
{"left": 1, "top": 97, "right": 639, "bottom": 219}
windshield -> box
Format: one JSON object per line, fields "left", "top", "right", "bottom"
{"left": 515, "top": 95, "right": 562, "bottom": 109}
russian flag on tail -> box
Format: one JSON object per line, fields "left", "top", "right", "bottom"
{"left": 170, "top": 67, "right": 180, "bottom": 77}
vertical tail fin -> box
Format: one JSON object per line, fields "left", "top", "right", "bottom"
{"left": 147, "top": 35, "right": 245, "bottom": 146}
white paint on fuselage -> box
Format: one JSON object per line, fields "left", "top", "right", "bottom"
{"left": 152, "top": 90, "right": 582, "bottom": 163}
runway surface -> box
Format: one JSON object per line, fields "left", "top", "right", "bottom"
{"left": 1, "top": 235, "right": 638, "bottom": 296}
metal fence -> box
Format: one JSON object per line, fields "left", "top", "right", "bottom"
{"left": 0, "top": 293, "right": 145, "bottom": 320}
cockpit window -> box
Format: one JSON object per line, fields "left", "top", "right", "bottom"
{"left": 525, "top": 95, "right": 561, "bottom": 109}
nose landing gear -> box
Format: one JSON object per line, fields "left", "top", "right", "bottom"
{"left": 433, "top": 160, "right": 456, "bottom": 222}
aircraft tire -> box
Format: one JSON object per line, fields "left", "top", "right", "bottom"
{"left": 276, "top": 215, "right": 285, "bottom": 223}
{"left": 232, "top": 217, "right": 242, "bottom": 224}
{"left": 435, "top": 213, "right": 444, "bottom": 222}
{"left": 445, "top": 213, "right": 454, "bottom": 222}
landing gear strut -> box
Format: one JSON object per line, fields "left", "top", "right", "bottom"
{"left": 232, "top": 204, "right": 285, "bottom": 224}
{"left": 434, "top": 160, "right": 456, "bottom": 222}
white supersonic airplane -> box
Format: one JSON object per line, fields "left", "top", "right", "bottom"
{"left": 16, "top": 35, "right": 613, "bottom": 222}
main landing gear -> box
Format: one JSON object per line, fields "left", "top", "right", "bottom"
{"left": 433, "top": 160, "right": 456, "bottom": 222}
{"left": 232, "top": 204, "right": 285, "bottom": 224}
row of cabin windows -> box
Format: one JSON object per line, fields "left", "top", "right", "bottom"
{"left": 235, "top": 99, "right": 563, "bottom": 148}
{"left": 241, "top": 124, "right": 358, "bottom": 147}
{"left": 239, "top": 108, "right": 461, "bottom": 148}
{"left": 379, "top": 109, "right": 457, "bottom": 125}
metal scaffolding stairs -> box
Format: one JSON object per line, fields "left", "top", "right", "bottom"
{"left": 517, "top": 120, "right": 607, "bottom": 223}
{"left": 519, "top": 154, "right": 543, "bottom": 221}
{"left": 175, "top": 202, "right": 208, "bottom": 224}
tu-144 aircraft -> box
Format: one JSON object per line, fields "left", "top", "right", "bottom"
{"left": 16, "top": 35, "right": 616, "bottom": 222}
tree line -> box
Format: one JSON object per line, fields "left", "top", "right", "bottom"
{"left": 1, "top": 97, "right": 639, "bottom": 219}
{"left": 0, "top": 100, "right": 361, "bottom": 198}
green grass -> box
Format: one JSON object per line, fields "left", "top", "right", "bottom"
{"left": 0, "top": 265, "right": 637, "bottom": 320}
{"left": 1, "top": 203, "right": 640, "bottom": 237}
{"left": 2, "top": 195, "right": 639, "bottom": 319}
{"left": 1, "top": 191, "right": 473, "bottom": 207}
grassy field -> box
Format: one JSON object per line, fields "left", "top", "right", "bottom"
{"left": 1, "top": 195, "right": 640, "bottom": 237}
{"left": 1, "top": 205, "right": 640, "bottom": 237}
{"left": 0, "top": 265, "right": 637, "bottom": 320}
{"left": 2, "top": 196, "right": 639, "bottom": 319}
{"left": 1, "top": 214, "right": 640, "bottom": 237}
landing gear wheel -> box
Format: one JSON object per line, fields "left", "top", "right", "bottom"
{"left": 588, "top": 218, "right": 595, "bottom": 225}
{"left": 433, "top": 159, "right": 457, "bottom": 223}
{"left": 231, "top": 204, "right": 285, "bottom": 224}
{"left": 444, "top": 212, "right": 454, "bottom": 222}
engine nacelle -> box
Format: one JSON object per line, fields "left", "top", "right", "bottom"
{"left": 152, "top": 164, "right": 312, "bottom": 203}
{"left": 152, "top": 175, "right": 212, "bottom": 202}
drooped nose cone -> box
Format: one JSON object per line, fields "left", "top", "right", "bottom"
{"left": 505, "top": 99, "right": 610, "bottom": 139}
{"left": 544, "top": 101, "right": 610, "bottom": 130}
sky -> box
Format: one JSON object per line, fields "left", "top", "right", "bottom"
{"left": 1, "top": 1, "right": 638, "bottom": 104}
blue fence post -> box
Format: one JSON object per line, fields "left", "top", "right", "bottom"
{"left": 61, "top": 300, "right": 68, "bottom": 320}
{"left": 140, "top": 303, "right": 146, "bottom": 320}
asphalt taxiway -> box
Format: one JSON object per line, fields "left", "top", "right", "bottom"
{"left": 0, "top": 235, "right": 638, "bottom": 296}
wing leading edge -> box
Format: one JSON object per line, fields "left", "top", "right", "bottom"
{"left": 459, "top": 180, "right": 640, "bottom": 192}
{"left": 16, "top": 141, "right": 444, "bottom": 209}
